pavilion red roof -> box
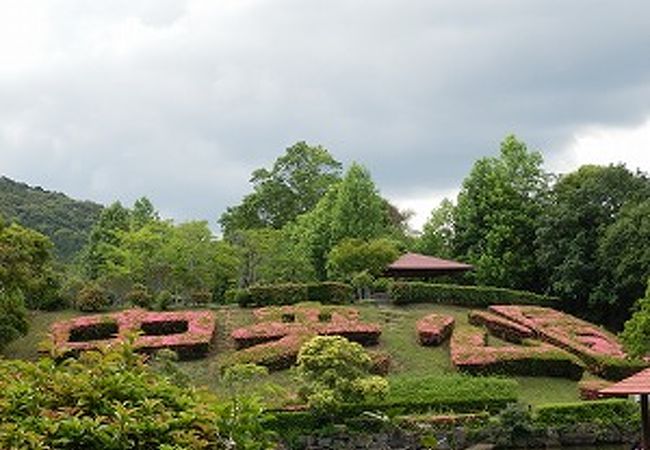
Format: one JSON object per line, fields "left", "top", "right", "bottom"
{"left": 385, "top": 252, "right": 473, "bottom": 277}
{"left": 600, "top": 367, "right": 650, "bottom": 395}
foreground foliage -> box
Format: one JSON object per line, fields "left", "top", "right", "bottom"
{"left": 0, "top": 342, "right": 236, "bottom": 449}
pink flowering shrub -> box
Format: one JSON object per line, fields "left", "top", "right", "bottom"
{"left": 450, "top": 326, "right": 584, "bottom": 380}
{"left": 578, "top": 379, "right": 613, "bottom": 400}
{"left": 416, "top": 314, "right": 455, "bottom": 346}
{"left": 229, "top": 305, "right": 382, "bottom": 371}
{"left": 468, "top": 310, "right": 534, "bottom": 344}
{"left": 50, "top": 309, "right": 216, "bottom": 359}
{"left": 488, "top": 305, "right": 645, "bottom": 379}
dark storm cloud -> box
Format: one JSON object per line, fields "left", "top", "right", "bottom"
{"left": 0, "top": 0, "right": 649, "bottom": 229}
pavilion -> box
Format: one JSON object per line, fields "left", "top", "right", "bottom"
{"left": 600, "top": 368, "right": 650, "bottom": 449}
{"left": 384, "top": 252, "right": 473, "bottom": 279}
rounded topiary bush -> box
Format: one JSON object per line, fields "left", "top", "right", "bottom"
{"left": 125, "top": 283, "right": 154, "bottom": 309}
{"left": 76, "top": 283, "right": 110, "bottom": 312}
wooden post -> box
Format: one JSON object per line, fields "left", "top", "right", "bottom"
{"left": 642, "top": 394, "right": 649, "bottom": 450}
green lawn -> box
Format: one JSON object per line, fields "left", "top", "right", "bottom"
{"left": 2, "top": 302, "right": 582, "bottom": 406}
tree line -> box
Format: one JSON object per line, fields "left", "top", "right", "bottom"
{"left": 1, "top": 136, "right": 649, "bottom": 351}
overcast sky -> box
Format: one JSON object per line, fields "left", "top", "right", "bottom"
{"left": 1, "top": 0, "right": 649, "bottom": 231}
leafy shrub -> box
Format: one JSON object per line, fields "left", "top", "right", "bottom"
{"left": 191, "top": 289, "right": 212, "bottom": 305}
{"left": 0, "top": 342, "right": 268, "bottom": 449}
{"left": 125, "top": 283, "right": 153, "bottom": 309}
{"left": 534, "top": 399, "right": 639, "bottom": 428}
{"left": 76, "top": 282, "right": 110, "bottom": 312}
{"left": 389, "top": 281, "right": 555, "bottom": 307}
{"left": 296, "top": 336, "right": 388, "bottom": 413}
{"left": 155, "top": 289, "right": 173, "bottom": 311}
{"left": 0, "top": 289, "right": 29, "bottom": 350}
{"left": 237, "top": 282, "right": 353, "bottom": 307}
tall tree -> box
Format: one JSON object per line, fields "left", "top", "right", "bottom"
{"left": 0, "top": 218, "right": 58, "bottom": 307}
{"left": 596, "top": 198, "right": 650, "bottom": 314}
{"left": 454, "top": 135, "right": 549, "bottom": 290}
{"left": 219, "top": 141, "right": 342, "bottom": 236}
{"left": 536, "top": 164, "right": 650, "bottom": 324}
{"left": 417, "top": 198, "right": 455, "bottom": 258}
{"left": 83, "top": 202, "right": 131, "bottom": 280}
{"left": 330, "top": 163, "right": 389, "bottom": 243}
{"left": 294, "top": 164, "right": 397, "bottom": 280}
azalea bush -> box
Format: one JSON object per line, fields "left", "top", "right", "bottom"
{"left": 489, "top": 305, "right": 646, "bottom": 379}
{"left": 468, "top": 310, "right": 534, "bottom": 343}
{"left": 50, "top": 308, "right": 216, "bottom": 359}
{"left": 450, "top": 326, "right": 584, "bottom": 380}
{"left": 0, "top": 342, "right": 275, "bottom": 450}
{"left": 416, "top": 313, "right": 455, "bottom": 346}
{"left": 295, "top": 336, "right": 388, "bottom": 414}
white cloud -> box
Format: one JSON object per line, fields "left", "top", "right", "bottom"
{"left": 549, "top": 118, "right": 650, "bottom": 175}
{"left": 389, "top": 188, "right": 459, "bottom": 233}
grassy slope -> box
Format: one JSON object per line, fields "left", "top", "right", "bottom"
{"left": 2, "top": 303, "right": 581, "bottom": 406}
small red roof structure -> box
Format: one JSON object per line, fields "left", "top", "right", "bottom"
{"left": 600, "top": 368, "right": 650, "bottom": 449}
{"left": 600, "top": 368, "right": 650, "bottom": 395}
{"left": 385, "top": 252, "right": 473, "bottom": 278}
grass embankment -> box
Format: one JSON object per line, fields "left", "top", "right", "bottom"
{"left": 2, "top": 302, "right": 583, "bottom": 406}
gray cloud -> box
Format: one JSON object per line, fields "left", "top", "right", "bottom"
{"left": 1, "top": 0, "right": 649, "bottom": 229}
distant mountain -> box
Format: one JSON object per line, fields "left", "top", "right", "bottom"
{"left": 0, "top": 176, "right": 103, "bottom": 261}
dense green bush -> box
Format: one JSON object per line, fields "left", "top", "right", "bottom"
{"left": 76, "top": 283, "right": 111, "bottom": 312}
{"left": 0, "top": 289, "right": 29, "bottom": 350}
{"left": 389, "top": 281, "right": 555, "bottom": 307}
{"left": 535, "top": 399, "right": 639, "bottom": 428}
{"left": 296, "top": 336, "right": 388, "bottom": 413}
{"left": 125, "top": 283, "right": 153, "bottom": 309}
{"left": 236, "top": 282, "right": 354, "bottom": 307}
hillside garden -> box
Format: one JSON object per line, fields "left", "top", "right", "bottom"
{"left": 1, "top": 137, "right": 649, "bottom": 448}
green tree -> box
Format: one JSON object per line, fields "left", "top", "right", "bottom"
{"left": 295, "top": 336, "right": 388, "bottom": 414}
{"left": 131, "top": 196, "right": 159, "bottom": 229}
{"left": 536, "top": 164, "right": 650, "bottom": 323}
{"left": 326, "top": 238, "right": 400, "bottom": 281}
{"left": 593, "top": 198, "right": 650, "bottom": 327}
{"left": 0, "top": 219, "right": 59, "bottom": 308}
{"left": 454, "top": 135, "right": 549, "bottom": 290}
{"left": 219, "top": 142, "right": 342, "bottom": 236}
{"left": 620, "top": 279, "right": 650, "bottom": 358}
{"left": 330, "top": 163, "right": 388, "bottom": 243}
{"left": 230, "top": 228, "right": 314, "bottom": 287}
{"left": 417, "top": 198, "right": 455, "bottom": 258}
{"left": 83, "top": 201, "right": 131, "bottom": 280}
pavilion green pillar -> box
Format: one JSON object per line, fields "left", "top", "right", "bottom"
{"left": 642, "top": 394, "right": 649, "bottom": 450}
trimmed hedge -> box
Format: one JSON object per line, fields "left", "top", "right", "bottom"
{"left": 535, "top": 399, "right": 639, "bottom": 427}
{"left": 266, "top": 375, "right": 518, "bottom": 435}
{"left": 235, "top": 282, "right": 354, "bottom": 307}
{"left": 451, "top": 327, "right": 584, "bottom": 380}
{"left": 389, "top": 282, "right": 556, "bottom": 307}
{"left": 379, "top": 374, "right": 518, "bottom": 414}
